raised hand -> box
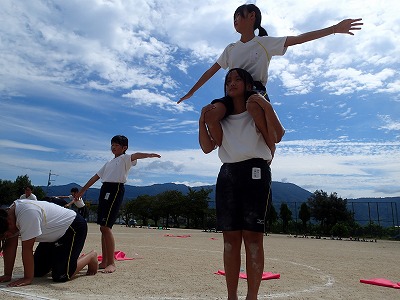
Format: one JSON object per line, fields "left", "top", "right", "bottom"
{"left": 334, "top": 18, "right": 363, "bottom": 35}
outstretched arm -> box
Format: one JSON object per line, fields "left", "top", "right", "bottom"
{"left": 65, "top": 198, "right": 75, "bottom": 208}
{"left": 76, "top": 174, "right": 100, "bottom": 199}
{"left": 178, "top": 63, "right": 221, "bottom": 103}
{"left": 285, "top": 18, "right": 363, "bottom": 47}
{"left": 131, "top": 153, "right": 161, "bottom": 161}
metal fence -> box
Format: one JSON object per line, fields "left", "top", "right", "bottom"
{"left": 274, "top": 201, "right": 400, "bottom": 228}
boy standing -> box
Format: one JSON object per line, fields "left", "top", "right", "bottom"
{"left": 56, "top": 187, "right": 88, "bottom": 219}
{"left": 75, "top": 135, "right": 161, "bottom": 273}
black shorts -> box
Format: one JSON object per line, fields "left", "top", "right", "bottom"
{"left": 77, "top": 205, "right": 88, "bottom": 219}
{"left": 34, "top": 213, "right": 87, "bottom": 282}
{"left": 97, "top": 182, "right": 125, "bottom": 228}
{"left": 215, "top": 158, "right": 271, "bottom": 233}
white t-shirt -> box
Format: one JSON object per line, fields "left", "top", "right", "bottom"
{"left": 217, "top": 36, "right": 287, "bottom": 86}
{"left": 19, "top": 193, "right": 37, "bottom": 200}
{"left": 68, "top": 195, "right": 85, "bottom": 208}
{"left": 97, "top": 153, "right": 137, "bottom": 183}
{"left": 218, "top": 111, "right": 272, "bottom": 163}
{"left": 14, "top": 199, "right": 76, "bottom": 242}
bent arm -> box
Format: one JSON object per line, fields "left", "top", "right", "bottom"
{"left": 65, "top": 198, "right": 75, "bottom": 207}
{"left": 199, "top": 106, "right": 217, "bottom": 154}
{"left": 248, "top": 95, "right": 285, "bottom": 143}
{"left": 285, "top": 18, "right": 363, "bottom": 47}
{"left": 178, "top": 63, "right": 221, "bottom": 103}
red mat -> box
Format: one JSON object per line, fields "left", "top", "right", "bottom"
{"left": 360, "top": 278, "right": 400, "bottom": 289}
{"left": 97, "top": 251, "right": 137, "bottom": 262}
{"left": 215, "top": 269, "right": 280, "bottom": 280}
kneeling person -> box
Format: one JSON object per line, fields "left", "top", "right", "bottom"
{"left": 0, "top": 199, "right": 97, "bottom": 287}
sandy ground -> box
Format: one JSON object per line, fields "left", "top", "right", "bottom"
{"left": 0, "top": 223, "right": 399, "bottom": 300}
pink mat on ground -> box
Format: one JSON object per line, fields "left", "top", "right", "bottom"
{"left": 164, "top": 234, "right": 191, "bottom": 238}
{"left": 215, "top": 269, "right": 280, "bottom": 280}
{"left": 360, "top": 278, "right": 400, "bottom": 289}
{"left": 97, "top": 251, "right": 137, "bottom": 262}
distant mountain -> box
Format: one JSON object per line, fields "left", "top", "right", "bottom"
{"left": 42, "top": 182, "right": 399, "bottom": 227}
{"left": 42, "top": 181, "right": 313, "bottom": 207}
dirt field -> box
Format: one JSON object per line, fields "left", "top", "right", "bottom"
{"left": 1, "top": 223, "right": 399, "bottom": 299}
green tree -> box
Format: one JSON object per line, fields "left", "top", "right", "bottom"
{"left": 183, "top": 188, "right": 211, "bottom": 229}
{"left": 131, "top": 195, "right": 154, "bottom": 226}
{"left": 0, "top": 175, "right": 45, "bottom": 205}
{"left": 279, "top": 203, "right": 292, "bottom": 233}
{"left": 307, "top": 190, "right": 353, "bottom": 235}
{"left": 157, "top": 190, "right": 185, "bottom": 228}
{"left": 0, "top": 179, "right": 15, "bottom": 205}
{"left": 299, "top": 202, "right": 311, "bottom": 233}
{"left": 120, "top": 201, "right": 135, "bottom": 226}
{"left": 330, "top": 222, "right": 350, "bottom": 237}
{"left": 266, "top": 204, "right": 277, "bottom": 232}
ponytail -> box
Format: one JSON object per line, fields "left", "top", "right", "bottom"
{"left": 258, "top": 25, "right": 268, "bottom": 37}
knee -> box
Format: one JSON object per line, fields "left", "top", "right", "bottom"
{"left": 100, "top": 225, "right": 111, "bottom": 234}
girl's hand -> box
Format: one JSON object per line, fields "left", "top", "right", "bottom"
{"left": 200, "top": 104, "right": 216, "bottom": 123}
{"left": 247, "top": 94, "right": 269, "bottom": 110}
{"left": 177, "top": 92, "right": 193, "bottom": 104}
{"left": 334, "top": 18, "right": 363, "bottom": 35}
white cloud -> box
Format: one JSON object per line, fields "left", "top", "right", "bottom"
{"left": 0, "top": 0, "right": 399, "bottom": 200}
{"left": 0, "top": 140, "right": 56, "bottom": 152}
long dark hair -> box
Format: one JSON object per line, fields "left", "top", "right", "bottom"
{"left": 224, "top": 68, "right": 255, "bottom": 99}
{"left": 234, "top": 4, "right": 268, "bottom": 36}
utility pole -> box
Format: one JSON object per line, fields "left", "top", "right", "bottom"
{"left": 47, "top": 170, "right": 57, "bottom": 193}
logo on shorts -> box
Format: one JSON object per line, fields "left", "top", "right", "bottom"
{"left": 54, "top": 242, "right": 63, "bottom": 247}
{"left": 256, "top": 219, "right": 264, "bottom": 225}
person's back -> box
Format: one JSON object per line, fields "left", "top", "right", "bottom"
{"left": 15, "top": 199, "right": 75, "bottom": 242}
{"left": 0, "top": 199, "right": 97, "bottom": 286}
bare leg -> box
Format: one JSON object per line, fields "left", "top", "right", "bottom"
{"left": 99, "top": 226, "right": 116, "bottom": 273}
{"left": 98, "top": 231, "right": 107, "bottom": 269}
{"left": 243, "top": 230, "right": 264, "bottom": 300}
{"left": 73, "top": 250, "right": 98, "bottom": 277}
{"left": 246, "top": 101, "right": 276, "bottom": 158}
{"left": 223, "top": 231, "right": 243, "bottom": 300}
{"left": 204, "top": 102, "right": 226, "bottom": 146}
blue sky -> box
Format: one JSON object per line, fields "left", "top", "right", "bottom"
{"left": 1, "top": 0, "right": 399, "bottom": 199}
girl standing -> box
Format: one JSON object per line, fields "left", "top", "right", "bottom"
{"left": 199, "top": 68, "right": 284, "bottom": 300}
